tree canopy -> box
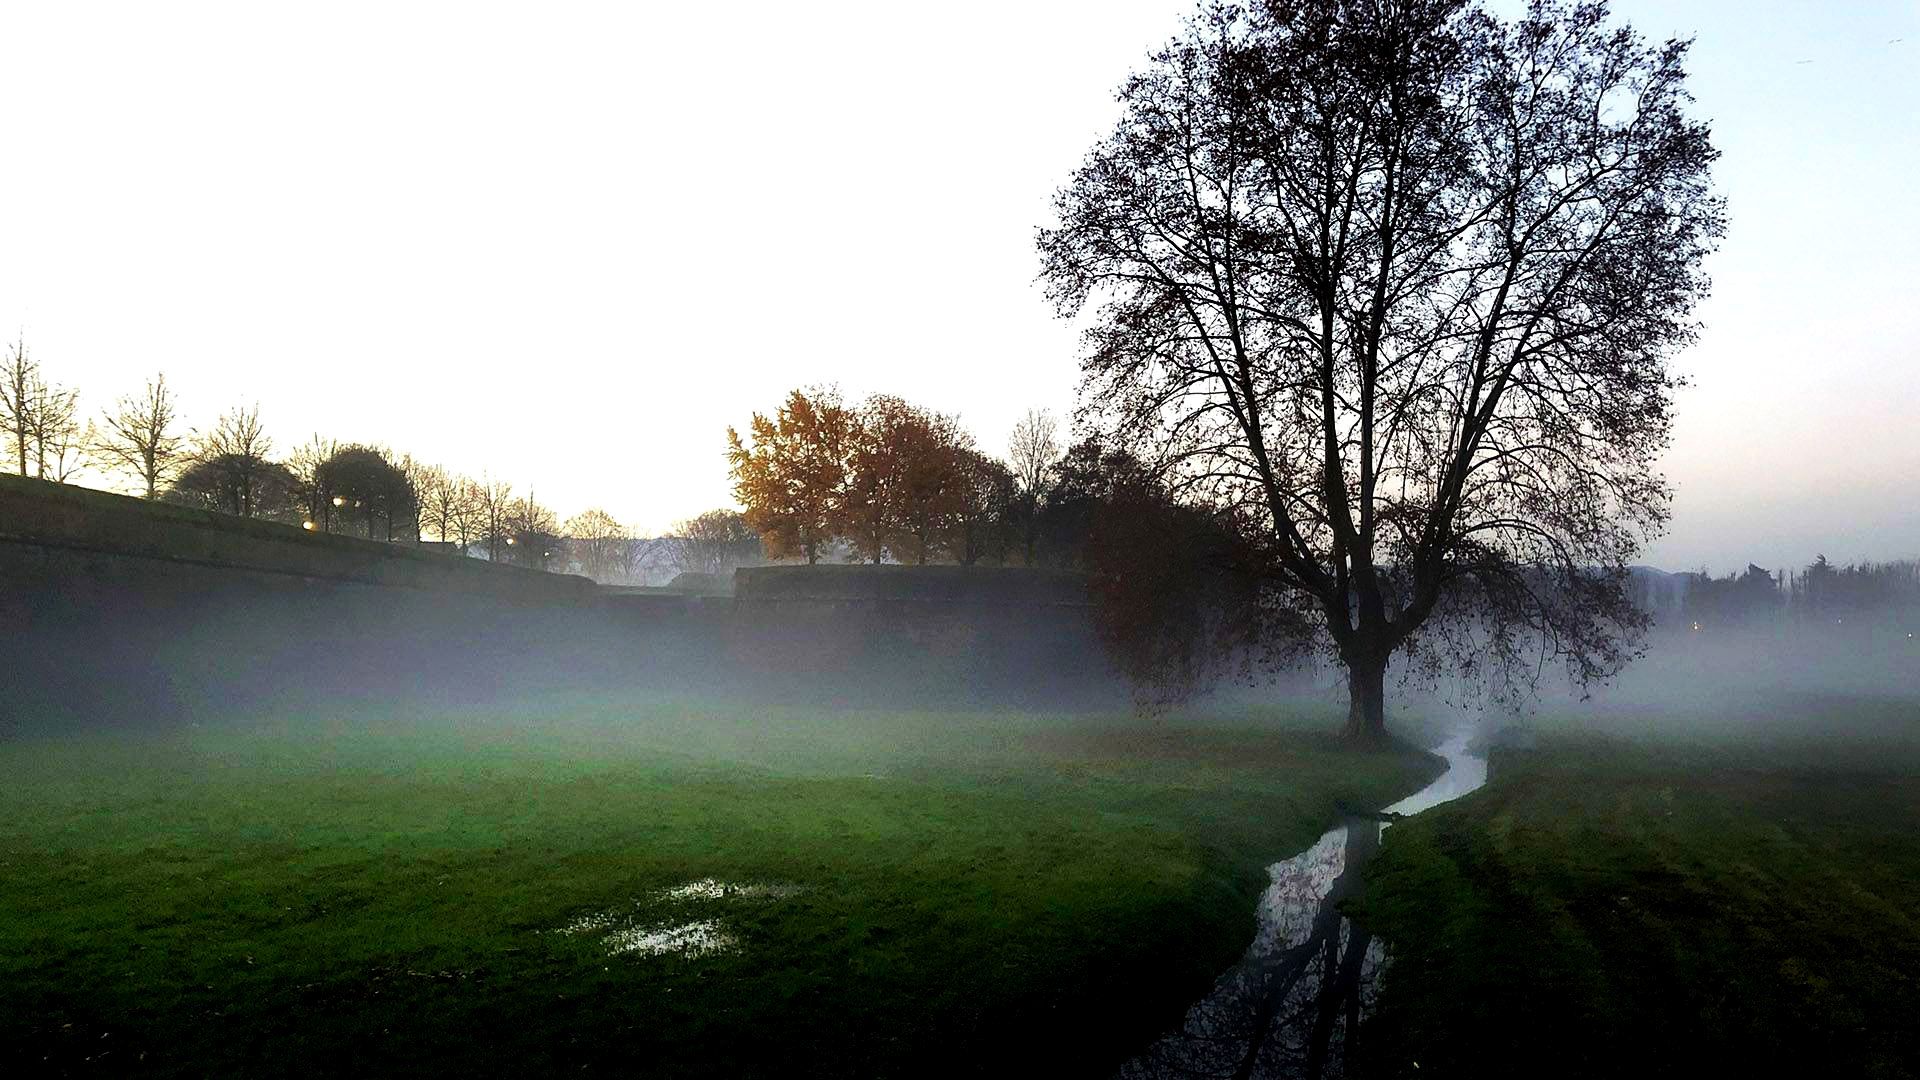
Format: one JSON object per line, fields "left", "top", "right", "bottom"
{"left": 728, "top": 388, "right": 1018, "bottom": 567}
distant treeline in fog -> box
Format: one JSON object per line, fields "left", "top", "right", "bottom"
{"left": 1633, "top": 558, "right": 1920, "bottom": 628}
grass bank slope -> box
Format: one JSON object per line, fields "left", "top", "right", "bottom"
{"left": 0, "top": 700, "right": 1436, "bottom": 1078}
{"left": 1354, "top": 693, "right": 1920, "bottom": 1079}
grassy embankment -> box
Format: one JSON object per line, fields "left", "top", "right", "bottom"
{"left": 0, "top": 698, "right": 1438, "bottom": 1077}
{"left": 1355, "top": 693, "right": 1920, "bottom": 1079}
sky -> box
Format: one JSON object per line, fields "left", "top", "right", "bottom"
{"left": 0, "top": 1, "right": 1914, "bottom": 573}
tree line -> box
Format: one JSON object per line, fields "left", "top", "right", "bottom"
{"left": 1670, "top": 558, "right": 1920, "bottom": 628}
{"left": 0, "top": 337, "right": 754, "bottom": 584}
{"left": 727, "top": 388, "right": 1103, "bottom": 568}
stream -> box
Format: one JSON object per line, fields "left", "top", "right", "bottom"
{"left": 1117, "top": 728, "right": 1489, "bottom": 1079}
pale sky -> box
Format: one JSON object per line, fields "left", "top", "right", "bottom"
{"left": 1, "top": 1, "right": 1915, "bottom": 573}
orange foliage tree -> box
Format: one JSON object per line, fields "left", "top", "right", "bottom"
{"left": 730, "top": 388, "right": 1021, "bottom": 566}
{"left": 726, "top": 388, "right": 857, "bottom": 565}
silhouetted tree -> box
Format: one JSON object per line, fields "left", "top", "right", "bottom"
{"left": 286, "top": 434, "right": 339, "bottom": 529}
{"left": 1028, "top": 439, "right": 1139, "bottom": 568}
{"left": 1683, "top": 564, "right": 1781, "bottom": 626}
{"left": 1040, "top": 0, "right": 1722, "bottom": 738}
{"left": 166, "top": 456, "right": 300, "bottom": 520}
{"left": 504, "top": 491, "right": 559, "bottom": 569}
{"left": 417, "top": 465, "right": 480, "bottom": 549}
{"left": 94, "top": 374, "right": 186, "bottom": 498}
{"left": 946, "top": 449, "right": 1018, "bottom": 565}
{"left": 475, "top": 478, "right": 515, "bottom": 562}
{"left": 1793, "top": 555, "right": 1920, "bottom": 620}
{"left": 312, "top": 444, "right": 416, "bottom": 540}
{"left": 186, "top": 405, "right": 280, "bottom": 518}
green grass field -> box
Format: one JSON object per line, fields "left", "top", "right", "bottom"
{"left": 1354, "top": 693, "right": 1920, "bottom": 1079}
{"left": 0, "top": 697, "right": 1438, "bottom": 1077}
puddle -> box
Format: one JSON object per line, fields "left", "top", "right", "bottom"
{"left": 555, "top": 911, "right": 738, "bottom": 958}
{"left": 656, "top": 878, "right": 803, "bottom": 902}
{"left": 603, "top": 919, "right": 736, "bottom": 958}
{"left": 551, "top": 878, "right": 802, "bottom": 959}
{"left": 1119, "top": 728, "right": 1488, "bottom": 1079}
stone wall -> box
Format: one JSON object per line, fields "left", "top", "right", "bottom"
{"left": 0, "top": 473, "right": 595, "bottom": 601}
{"left": 1, "top": 477, "right": 1121, "bottom": 733}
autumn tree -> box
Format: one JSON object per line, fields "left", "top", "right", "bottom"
{"left": 888, "top": 403, "right": 968, "bottom": 565}
{"left": 95, "top": 374, "right": 186, "bottom": 498}
{"left": 1008, "top": 408, "right": 1061, "bottom": 563}
{"left": 841, "top": 396, "right": 971, "bottom": 564}
{"left": 1040, "top": 0, "right": 1722, "bottom": 739}
{"left": 727, "top": 388, "right": 856, "bottom": 564}
{"left": 945, "top": 448, "right": 1017, "bottom": 566}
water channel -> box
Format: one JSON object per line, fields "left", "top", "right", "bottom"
{"left": 1118, "top": 728, "right": 1489, "bottom": 1079}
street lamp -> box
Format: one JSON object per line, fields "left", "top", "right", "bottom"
{"left": 302, "top": 521, "right": 315, "bottom": 531}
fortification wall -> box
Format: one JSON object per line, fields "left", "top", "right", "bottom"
{"left": 722, "top": 564, "right": 1112, "bottom": 705}
{"left": 0, "top": 473, "right": 595, "bottom": 601}
{"left": 0, "top": 475, "right": 612, "bottom": 733}
{"left": 1, "top": 477, "right": 1121, "bottom": 732}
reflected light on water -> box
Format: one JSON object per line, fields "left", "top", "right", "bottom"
{"left": 1118, "top": 728, "right": 1487, "bottom": 1079}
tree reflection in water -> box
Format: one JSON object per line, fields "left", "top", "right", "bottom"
{"left": 1120, "top": 732, "right": 1484, "bottom": 1080}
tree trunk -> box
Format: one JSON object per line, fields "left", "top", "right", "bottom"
{"left": 1342, "top": 654, "right": 1388, "bottom": 743}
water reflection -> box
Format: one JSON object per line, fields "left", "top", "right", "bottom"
{"left": 1119, "top": 730, "right": 1486, "bottom": 1079}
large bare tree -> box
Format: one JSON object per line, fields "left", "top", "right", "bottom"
{"left": 95, "top": 374, "right": 187, "bottom": 498}
{"left": 1039, "top": 0, "right": 1722, "bottom": 739}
